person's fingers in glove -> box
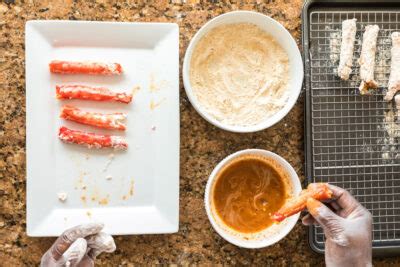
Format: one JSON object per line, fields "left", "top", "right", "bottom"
{"left": 301, "top": 184, "right": 369, "bottom": 226}
{"left": 328, "top": 184, "right": 370, "bottom": 219}
{"left": 60, "top": 238, "right": 87, "bottom": 266}
{"left": 41, "top": 223, "right": 104, "bottom": 267}
{"left": 74, "top": 232, "right": 117, "bottom": 267}
{"left": 301, "top": 213, "right": 317, "bottom": 226}
{"left": 50, "top": 223, "right": 104, "bottom": 261}
{"left": 307, "top": 198, "right": 350, "bottom": 246}
{"left": 86, "top": 232, "right": 116, "bottom": 259}
{"left": 302, "top": 198, "right": 341, "bottom": 226}
{"left": 304, "top": 184, "right": 372, "bottom": 267}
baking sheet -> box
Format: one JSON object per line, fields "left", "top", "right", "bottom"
{"left": 303, "top": 0, "right": 400, "bottom": 256}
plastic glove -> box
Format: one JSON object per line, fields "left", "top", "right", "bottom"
{"left": 302, "top": 184, "right": 372, "bottom": 267}
{"left": 40, "top": 223, "right": 116, "bottom": 267}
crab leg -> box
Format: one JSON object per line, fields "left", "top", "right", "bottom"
{"left": 358, "top": 25, "right": 379, "bottom": 95}
{"left": 60, "top": 105, "right": 127, "bottom": 131}
{"left": 56, "top": 85, "right": 133, "bottom": 104}
{"left": 271, "top": 183, "right": 333, "bottom": 222}
{"left": 384, "top": 32, "right": 400, "bottom": 101}
{"left": 49, "top": 60, "right": 123, "bottom": 75}
{"left": 58, "top": 126, "right": 127, "bottom": 149}
{"left": 338, "top": 18, "right": 357, "bottom": 80}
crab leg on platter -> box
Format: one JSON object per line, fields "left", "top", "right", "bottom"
{"left": 358, "top": 25, "right": 379, "bottom": 95}
{"left": 271, "top": 183, "right": 333, "bottom": 222}
{"left": 56, "top": 85, "right": 133, "bottom": 104}
{"left": 58, "top": 126, "right": 127, "bottom": 149}
{"left": 338, "top": 18, "right": 357, "bottom": 80}
{"left": 384, "top": 32, "right": 400, "bottom": 101}
{"left": 49, "top": 60, "right": 123, "bottom": 75}
{"left": 60, "top": 105, "right": 127, "bottom": 131}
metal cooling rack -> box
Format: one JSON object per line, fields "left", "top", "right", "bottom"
{"left": 303, "top": 1, "right": 400, "bottom": 256}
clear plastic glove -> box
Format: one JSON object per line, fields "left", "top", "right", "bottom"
{"left": 302, "top": 184, "right": 372, "bottom": 267}
{"left": 40, "top": 223, "right": 116, "bottom": 267}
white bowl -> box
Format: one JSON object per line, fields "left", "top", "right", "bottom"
{"left": 183, "top": 11, "right": 303, "bottom": 133}
{"left": 204, "top": 149, "right": 302, "bottom": 249}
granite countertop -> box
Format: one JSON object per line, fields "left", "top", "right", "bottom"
{"left": 0, "top": 0, "right": 399, "bottom": 265}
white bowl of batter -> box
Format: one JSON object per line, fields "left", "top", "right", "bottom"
{"left": 204, "top": 149, "right": 302, "bottom": 248}
{"left": 183, "top": 11, "right": 303, "bottom": 133}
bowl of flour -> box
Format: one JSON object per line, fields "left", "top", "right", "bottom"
{"left": 183, "top": 11, "right": 303, "bottom": 133}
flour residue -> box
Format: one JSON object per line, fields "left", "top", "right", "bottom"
{"left": 384, "top": 110, "right": 400, "bottom": 138}
{"left": 98, "top": 195, "right": 110, "bottom": 206}
{"left": 382, "top": 110, "right": 400, "bottom": 161}
{"left": 190, "top": 23, "right": 290, "bottom": 127}
{"left": 149, "top": 74, "right": 168, "bottom": 92}
{"left": 122, "top": 178, "right": 135, "bottom": 200}
{"left": 131, "top": 85, "right": 141, "bottom": 97}
{"left": 102, "top": 153, "right": 115, "bottom": 172}
{"left": 57, "top": 192, "right": 68, "bottom": 202}
{"left": 150, "top": 98, "right": 166, "bottom": 110}
{"left": 329, "top": 30, "right": 341, "bottom": 64}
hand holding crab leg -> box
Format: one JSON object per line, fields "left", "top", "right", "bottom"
{"left": 302, "top": 185, "right": 372, "bottom": 267}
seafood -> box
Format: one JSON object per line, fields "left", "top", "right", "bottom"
{"left": 358, "top": 25, "right": 379, "bottom": 95}
{"left": 58, "top": 126, "right": 127, "bottom": 149}
{"left": 60, "top": 105, "right": 127, "bottom": 131}
{"left": 271, "top": 183, "right": 333, "bottom": 222}
{"left": 49, "top": 60, "right": 122, "bottom": 75}
{"left": 384, "top": 32, "right": 400, "bottom": 101}
{"left": 338, "top": 18, "right": 357, "bottom": 80}
{"left": 56, "top": 85, "right": 132, "bottom": 104}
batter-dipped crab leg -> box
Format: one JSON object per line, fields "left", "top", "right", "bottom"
{"left": 60, "top": 105, "right": 127, "bottom": 131}
{"left": 384, "top": 32, "right": 400, "bottom": 101}
{"left": 59, "top": 126, "right": 127, "bottom": 149}
{"left": 56, "top": 85, "right": 133, "bottom": 104}
{"left": 358, "top": 25, "right": 380, "bottom": 95}
{"left": 395, "top": 95, "right": 400, "bottom": 121}
{"left": 49, "top": 60, "right": 123, "bottom": 75}
{"left": 338, "top": 18, "right": 357, "bottom": 80}
{"left": 271, "top": 183, "right": 333, "bottom": 222}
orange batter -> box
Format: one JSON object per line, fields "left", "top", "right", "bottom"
{"left": 212, "top": 155, "right": 287, "bottom": 233}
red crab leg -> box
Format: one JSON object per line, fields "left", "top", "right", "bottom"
{"left": 56, "top": 85, "right": 133, "bottom": 104}
{"left": 271, "top": 183, "right": 333, "bottom": 222}
{"left": 49, "top": 60, "right": 123, "bottom": 75}
{"left": 60, "top": 105, "right": 127, "bottom": 131}
{"left": 58, "top": 126, "right": 127, "bottom": 149}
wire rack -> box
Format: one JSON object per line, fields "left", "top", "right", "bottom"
{"left": 308, "top": 10, "right": 400, "bottom": 249}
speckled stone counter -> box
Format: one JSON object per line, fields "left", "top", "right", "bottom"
{"left": 0, "top": 0, "right": 399, "bottom": 265}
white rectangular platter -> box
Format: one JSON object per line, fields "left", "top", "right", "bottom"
{"left": 26, "top": 21, "right": 180, "bottom": 236}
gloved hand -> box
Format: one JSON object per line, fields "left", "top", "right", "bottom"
{"left": 302, "top": 184, "right": 372, "bottom": 267}
{"left": 40, "top": 223, "right": 116, "bottom": 267}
